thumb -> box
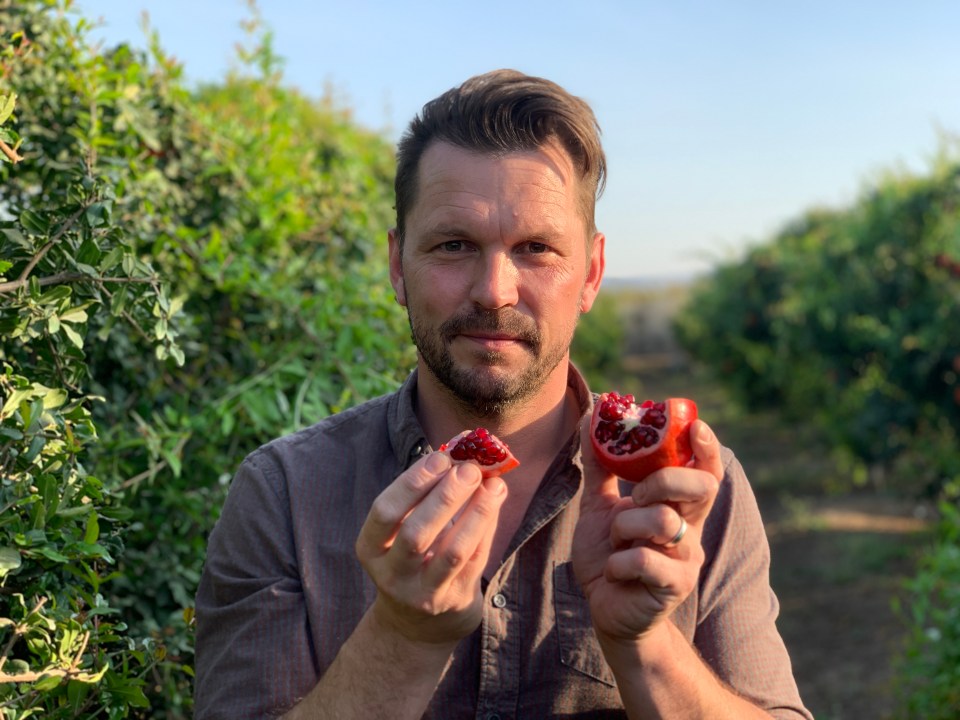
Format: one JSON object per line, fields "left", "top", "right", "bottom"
{"left": 579, "top": 416, "right": 621, "bottom": 501}
{"left": 690, "top": 419, "right": 724, "bottom": 482}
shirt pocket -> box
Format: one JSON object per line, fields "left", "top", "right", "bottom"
{"left": 553, "top": 561, "right": 617, "bottom": 687}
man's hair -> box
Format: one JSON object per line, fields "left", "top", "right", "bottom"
{"left": 394, "top": 69, "right": 606, "bottom": 242}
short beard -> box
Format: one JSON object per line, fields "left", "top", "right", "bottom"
{"left": 408, "top": 306, "right": 573, "bottom": 418}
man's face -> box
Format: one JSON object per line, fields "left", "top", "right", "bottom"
{"left": 389, "top": 140, "right": 605, "bottom": 417}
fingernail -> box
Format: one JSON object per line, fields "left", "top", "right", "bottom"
{"left": 452, "top": 462, "right": 481, "bottom": 485}
{"left": 697, "top": 422, "right": 715, "bottom": 444}
{"left": 425, "top": 452, "right": 451, "bottom": 473}
{"left": 485, "top": 477, "right": 507, "bottom": 496}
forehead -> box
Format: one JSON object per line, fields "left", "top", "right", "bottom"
{"left": 410, "top": 140, "right": 580, "bottom": 227}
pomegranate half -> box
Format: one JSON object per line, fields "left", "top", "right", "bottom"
{"left": 590, "top": 393, "right": 698, "bottom": 482}
{"left": 438, "top": 428, "right": 520, "bottom": 479}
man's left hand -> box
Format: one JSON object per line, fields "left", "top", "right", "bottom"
{"left": 572, "top": 418, "right": 724, "bottom": 643}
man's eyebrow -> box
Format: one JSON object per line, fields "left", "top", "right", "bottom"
{"left": 429, "top": 224, "right": 471, "bottom": 236}
{"left": 426, "top": 225, "right": 560, "bottom": 243}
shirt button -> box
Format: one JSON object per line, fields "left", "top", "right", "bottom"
{"left": 487, "top": 714, "right": 502, "bottom": 720}
{"left": 492, "top": 593, "right": 507, "bottom": 609}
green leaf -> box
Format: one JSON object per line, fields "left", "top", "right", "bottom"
{"left": 100, "top": 246, "right": 123, "bottom": 272}
{"left": 0, "top": 259, "right": 12, "bottom": 275}
{"left": 66, "top": 542, "right": 114, "bottom": 564}
{"left": 107, "top": 680, "right": 150, "bottom": 708}
{"left": 0, "top": 546, "right": 22, "bottom": 577}
{"left": 110, "top": 285, "right": 129, "bottom": 316}
{"left": 42, "top": 386, "right": 68, "bottom": 410}
{"left": 19, "top": 209, "right": 50, "bottom": 234}
{"left": 1, "top": 227, "right": 28, "bottom": 249}
{"left": 38, "top": 474, "right": 59, "bottom": 518}
{"left": 37, "top": 285, "right": 72, "bottom": 306}
{"left": 0, "top": 426, "right": 24, "bottom": 440}
{"left": 0, "top": 126, "right": 18, "bottom": 145}
{"left": 85, "top": 202, "right": 111, "bottom": 228}
{"left": 56, "top": 505, "right": 95, "bottom": 519}
{"left": 1, "top": 386, "right": 37, "bottom": 419}
{"left": 0, "top": 92, "right": 16, "bottom": 125}
{"left": 33, "top": 674, "right": 62, "bottom": 692}
{"left": 24, "top": 433, "right": 46, "bottom": 463}
{"left": 84, "top": 513, "right": 100, "bottom": 545}
{"left": 60, "top": 306, "right": 89, "bottom": 324}
{"left": 162, "top": 448, "right": 182, "bottom": 477}
{"left": 62, "top": 322, "right": 84, "bottom": 349}
{"left": 36, "top": 546, "right": 70, "bottom": 563}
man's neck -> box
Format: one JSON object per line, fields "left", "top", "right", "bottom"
{"left": 414, "top": 359, "right": 580, "bottom": 467}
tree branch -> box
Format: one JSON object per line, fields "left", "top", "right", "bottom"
{"left": 3, "top": 206, "right": 87, "bottom": 292}
{"left": 0, "top": 272, "right": 158, "bottom": 294}
{"left": 0, "top": 137, "right": 22, "bottom": 164}
{"left": 0, "top": 597, "right": 47, "bottom": 673}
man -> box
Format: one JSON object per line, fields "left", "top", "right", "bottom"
{"left": 194, "top": 69, "right": 812, "bottom": 719}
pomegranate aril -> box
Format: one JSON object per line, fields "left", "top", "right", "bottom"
{"left": 449, "top": 429, "right": 508, "bottom": 467}
{"left": 641, "top": 404, "right": 667, "bottom": 429}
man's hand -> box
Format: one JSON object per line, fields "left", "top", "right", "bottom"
{"left": 572, "top": 418, "right": 723, "bottom": 642}
{"left": 355, "top": 451, "right": 509, "bottom": 646}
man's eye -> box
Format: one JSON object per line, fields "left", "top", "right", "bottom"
{"left": 441, "top": 240, "right": 464, "bottom": 252}
{"left": 527, "top": 242, "right": 548, "bottom": 254}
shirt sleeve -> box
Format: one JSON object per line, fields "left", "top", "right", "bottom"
{"left": 193, "top": 452, "right": 317, "bottom": 719}
{"left": 695, "top": 450, "right": 814, "bottom": 720}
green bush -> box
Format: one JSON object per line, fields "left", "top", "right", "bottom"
{"left": 675, "top": 155, "right": 960, "bottom": 495}
{"left": 1, "top": 3, "right": 184, "bottom": 714}
{"left": 1, "top": 2, "right": 411, "bottom": 716}
{"left": 895, "top": 493, "right": 960, "bottom": 719}
{"left": 571, "top": 289, "right": 626, "bottom": 388}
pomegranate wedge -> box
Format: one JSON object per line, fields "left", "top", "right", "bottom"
{"left": 438, "top": 428, "right": 520, "bottom": 479}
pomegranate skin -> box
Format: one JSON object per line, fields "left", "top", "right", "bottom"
{"left": 590, "top": 395, "right": 698, "bottom": 483}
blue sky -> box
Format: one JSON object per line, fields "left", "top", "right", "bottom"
{"left": 79, "top": 1, "right": 960, "bottom": 280}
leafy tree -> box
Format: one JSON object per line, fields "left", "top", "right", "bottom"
{"left": 895, "top": 490, "right": 960, "bottom": 719}
{"left": 1, "top": 1, "right": 182, "bottom": 714}
{"left": 675, "top": 154, "right": 960, "bottom": 494}
{"left": 571, "top": 290, "right": 626, "bottom": 388}
{"left": 1, "top": 2, "right": 411, "bottom": 716}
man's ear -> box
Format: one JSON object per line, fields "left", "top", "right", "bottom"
{"left": 388, "top": 227, "right": 407, "bottom": 306}
{"left": 579, "top": 232, "right": 606, "bottom": 313}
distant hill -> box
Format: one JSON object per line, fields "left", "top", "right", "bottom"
{"left": 602, "top": 274, "right": 697, "bottom": 291}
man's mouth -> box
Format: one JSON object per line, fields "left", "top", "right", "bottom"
{"left": 440, "top": 310, "right": 540, "bottom": 351}
{"left": 458, "top": 332, "right": 525, "bottom": 349}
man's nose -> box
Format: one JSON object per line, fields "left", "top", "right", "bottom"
{"left": 469, "top": 252, "right": 520, "bottom": 310}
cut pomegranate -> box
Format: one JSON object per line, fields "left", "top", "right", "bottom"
{"left": 590, "top": 393, "right": 698, "bottom": 482}
{"left": 438, "top": 428, "right": 520, "bottom": 479}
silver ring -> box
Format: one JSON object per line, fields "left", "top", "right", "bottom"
{"left": 663, "top": 517, "right": 687, "bottom": 548}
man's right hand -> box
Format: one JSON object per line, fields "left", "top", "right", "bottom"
{"left": 355, "top": 451, "right": 509, "bottom": 646}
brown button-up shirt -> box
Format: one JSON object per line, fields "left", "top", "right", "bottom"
{"left": 194, "top": 366, "right": 812, "bottom": 719}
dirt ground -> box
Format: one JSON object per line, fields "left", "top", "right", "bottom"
{"left": 761, "top": 493, "right": 931, "bottom": 720}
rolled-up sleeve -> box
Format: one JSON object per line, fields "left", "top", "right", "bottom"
{"left": 194, "top": 453, "right": 316, "bottom": 719}
{"left": 695, "top": 451, "right": 814, "bottom": 720}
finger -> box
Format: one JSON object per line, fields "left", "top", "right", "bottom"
{"left": 604, "top": 541, "right": 701, "bottom": 588}
{"left": 689, "top": 420, "right": 724, "bottom": 482}
{"left": 630, "top": 464, "right": 719, "bottom": 511}
{"left": 422, "top": 475, "right": 508, "bottom": 590}
{"left": 357, "top": 452, "right": 457, "bottom": 557}
{"left": 579, "top": 416, "right": 621, "bottom": 503}
{"left": 389, "top": 461, "right": 484, "bottom": 569}
{"left": 611, "top": 504, "right": 687, "bottom": 549}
